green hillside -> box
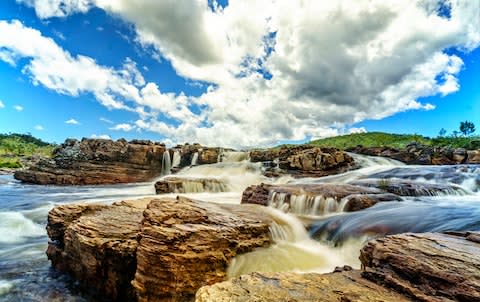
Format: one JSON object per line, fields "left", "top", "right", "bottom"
{"left": 309, "top": 132, "right": 480, "bottom": 150}
{"left": 0, "top": 133, "right": 55, "bottom": 168}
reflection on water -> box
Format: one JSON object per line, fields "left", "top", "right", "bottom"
{"left": 0, "top": 154, "right": 480, "bottom": 301}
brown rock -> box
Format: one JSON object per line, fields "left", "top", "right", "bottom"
{"left": 195, "top": 270, "right": 412, "bottom": 302}
{"left": 351, "top": 179, "right": 466, "bottom": 196}
{"left": 466, "top": 150, "right": 480, "bottom": 164}
{"left": 360, "top": 232, "right": 480, "bottom": 302}
{"left": 198, "top": 148, "right": 221, "bottom": 165}
{"left": 132, "top": 198, "right": 272, "bottom": 302}
{"left": 154, "top": 177, "right": 228, "bottom": 194}
{"left": 14, "top": 138, "right": 166, "bottom": 185}
{"left": 341, "top": 193, "right": 402, "bottom": 212}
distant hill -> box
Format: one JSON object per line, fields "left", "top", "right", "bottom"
{"left": 309, "top": 132, "right": 480, "bottom": 150}
{"left": 0, "top": 133, "right": 55, "bottom": 168}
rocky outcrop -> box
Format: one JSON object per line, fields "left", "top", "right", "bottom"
{"left": 195, "top": 270, "right": 412, "bottom": 302}
{"left": 241, "top": 183, "right": 400, "bottom": 214}
{"left": 351, "top": 179, "right": 466, "bottom": 196}
{"left": 154, "top": 177, "right": 228, "bottom": 194}
{"left": 349, "top": 143, "right": 480, "bottom": 165}
{"left": 47, "top": 197, "right": 272, "bottom": 302}
{"left": 14, "top": 138, "right": 165, "bottom": 185}
{"left": 250, "top": 145, "right": 354, "bottom": 177}
{"left": 360, "top": 232, "right": 480, "bottom": 301}
{"left": 196, "top": 232, "right": 480, "bottom": 302}
{"left": 174, "top": 144, "right": 223, "bottom": 168}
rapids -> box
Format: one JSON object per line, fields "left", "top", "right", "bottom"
{"left": 1, "top": 153, "right": 479, "bottom": 301}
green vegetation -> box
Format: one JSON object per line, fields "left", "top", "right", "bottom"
{"left": 0, "top": 133, "right": 55, "bottom": 168}
{"left": 309, "top": 131, "right": 480, "bottom": 150}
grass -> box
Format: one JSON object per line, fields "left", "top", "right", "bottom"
{"left": 309, "top": 132, "right": 480, "bottom": 150}
{"left": 0, "top": 133, "right": 55, "bottom": 168}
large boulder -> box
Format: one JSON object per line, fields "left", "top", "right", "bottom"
{"left": 46, "top": 197, "right": 272, "bottom": 302}
{"left": 250, "top": 145, "right": 353, "bottom": 177}
{"left": 14, "top": 138, "right": 165, "bottom": 185}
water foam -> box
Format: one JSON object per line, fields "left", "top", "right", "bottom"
{"left": 0, "top": 212, "right": 46, "bottom": 244}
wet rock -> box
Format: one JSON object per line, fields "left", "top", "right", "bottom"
{"left": 15, "top": 138, "right": 165, "bottom": 185}
{"left": 195, "top": 270, "right": 412, "bottom": 302}
{"left": 154, "top": 177, "right": 228, "bottom": 193}
{"left": 360, "top": 232, "right": 480, "bottom": 301}
{"left": 241, "top": 183, "right": 389, "bottom": 214}
{"left": 467, "top": 150, "right": 480, "bottom": 164}
{"left": 250, "top": 145, "right": 353, "bottom": 177}
{"left": 351, "top": 179, "right": 466, "bottom": 196}
{"left": 47, "top": 202, "right": 144, "bottom": 301}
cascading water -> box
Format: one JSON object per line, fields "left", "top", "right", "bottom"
{"left": 268, "top": 192, "right": 339, "bottom": 216}
{"left": 220, "top": 151, "right": 250, "bottom": 163}
{"left": 161, "top": 151, "right": 172, "bottom": 175}
{"left": 171, "top": 150, "right": 181, "bottom": 168}
{"left": 190, "top": 152, "right": 199, "bottom": 166}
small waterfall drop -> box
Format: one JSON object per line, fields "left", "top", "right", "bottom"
{"left": 191, "top": 152, "right": 199, "bottom": 166}
{"left": 171, "top": 150, "right": 181, "bottom": 168}
{"left": 268, "top": 191, "right": 339, "bottom": 217}
{"left": 221, "top": 151, "right": 250, "bottom": 163}
{"left": 161, "top": 151, "right": 172, "bottom": 175}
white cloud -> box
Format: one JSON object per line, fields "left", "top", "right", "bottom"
{"left": 91, "top": 134, "right": 111, "bottom": 139}
{"left": 13, "top": 105, "right": 23, "bottom": 112}
{"left": 99, "top": 117, "right": 113, "bottom": 124}
{"left": 9, "top": 1, "right": 480, "bottom": 148}
{"left": 65, "top": 118, "right": 80, "bottom": 125}
{"left": 0, "top": 100, "right": 4, "bottom": 108}
{"left": 34, "top": 124, "right": 44, "bottom": 130}
{"left": 109, "top": 123, "right": 134, "bottom": 132}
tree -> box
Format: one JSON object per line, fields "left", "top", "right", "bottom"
{"left": 438, "top": 128, "right": 447, "bottom": 137}
{"left": 459, "top": 121, "right": 475, "bottom": 136}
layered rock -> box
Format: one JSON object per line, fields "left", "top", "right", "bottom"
{"left": 250, "top": 145, "right": 354, "bottom": 177}
{"left": 349, "top": 143, "right": 480, "bottom": 165}
{"left": 195, "top": 270, "right": 411, "bottom": 302}
{"left": 47, "top": 197, "right": 272, "bottom": 302}
{"left": 351, "top": 179, "right": 466, "bottom": 196}
{"left": 360, "top": 232, "right": 480, "bottom": 301}
{"left": 154, "top": 177, "right": 228, "bottom": 194}
{"left": 14, "top": 138, "right": 165, "bottom": 185}
{"left": 241, "top": 183, "right": 400, "bottom": 214}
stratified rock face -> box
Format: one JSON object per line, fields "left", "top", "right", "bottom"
{"left": 250, "top": 145, "right": 353, "bottom": 177}
{"left": 132, "top": 198, "right": 272, "bottom": 302}
{"left": 241, "top": 183, "right": 400, "bottom": 214}
{"left": 349, "top": 143, "right": 480, "bottom": 165}
{"left": 154, "top": 177, "right": 228, "bottom": 194}
{"left": 360, "top": 232, "right": 480, "bottom": 302}
{"left": 14, "top": 138, "right": 165, "bottom": 185}
{"left": 46, "top": 202, "right": 144, "bottom": 301}
{"left": 175, "top": 144, "right": 223, "bottom": 168}
{"left": 351, "top": 179, "right": 466, "bottom": 196}
{"left": 195, "top": 270, "right": 412, "bottom": 302}
{"left": 46, "top": 198, "right": 272, "bottom": 302}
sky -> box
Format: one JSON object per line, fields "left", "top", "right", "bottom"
{"left": 0, "top": 0, "right": 478, "bottom": 148}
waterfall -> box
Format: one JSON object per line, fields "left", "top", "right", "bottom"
{"left": 171, "top": 150, "right": 181, "bottom": 168}
{"left": 221, "top": 151, "right": 250, "bottom": 163}
{"left": 161, "top": 151, "right": 172, "bottom": 175}
{"left": 268, "top": 192, "right": 339, "bottom": 216}
{"left": 191, "top": 152, "right": 199, "bottom": 166}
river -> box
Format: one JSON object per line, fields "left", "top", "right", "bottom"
{"left": 0, "top": 153, "right": 479, "bottom": 301}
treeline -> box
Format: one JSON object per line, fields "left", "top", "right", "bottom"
{"left": 0, "top": 133, "right": 55, "bottom": 168}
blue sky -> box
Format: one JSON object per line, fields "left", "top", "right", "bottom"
{"left": 0, "top": 0, "right": 478, "bottom": 147}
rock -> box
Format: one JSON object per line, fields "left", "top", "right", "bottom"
{"left": 46, "top": 202, "right": 144, "bottom": 301}
{"left": 195, "top": 270, "right": 412, "bottom": 302}
{"left": 360, "top": 232, "right": 480, "bottom": 301}
{"left": 467, "top": 150, "right": 480, "bottom": 164}
{"left": 250, "top": 145, "right": 353, "bottom": 177}
{"left": 132, "top": 198, "right": 272, "bottom": 302}
{"left": 47, "top": 197, "right": 272, "bottom": 302}
{"left": 241, "top": 183, "right": 391, "bottom": 214}
{"left": 198, "top": 148, "right": 221, "bottom": 165}
{"left": 452, "top": 148, "right": 467, "bottom": 163}
{"left": 176, "top": 144, "right": 222, "bottom": 168}
{"left": 14, "top": 138, "right": 166, "bottom": 185}
{"left": 154, "top": 177, "right": 228, "bottom": 194}
{"left": 350, "top": 179, "right": 466, "bottom": 196}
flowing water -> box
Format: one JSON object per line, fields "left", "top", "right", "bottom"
{"left": 0, "top": 153, "right": 479, "bottom": 301}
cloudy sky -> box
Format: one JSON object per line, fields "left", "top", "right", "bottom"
{"left": 0, "top": 0, "right": 479, "bottom": 147}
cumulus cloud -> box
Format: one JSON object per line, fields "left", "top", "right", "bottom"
{"left": 13, "top": 105, "right": 23, "bottom": 112}
{"left": 65, "top": 118, "right": 80, "bottom": 125}
{"left": 109, "top": 123, "right": 134, "bottom": 132}
{"left": 10, "top": 1, "right": 480, "bottom": 147}
{"left": 91, "top": 134, "right": 111, "bottom": 139}
{"left": 0, "top": 100, "right": 4, "bottom": 108}
{"left": 34, "top": 124, "right": 44, "bottom": 130}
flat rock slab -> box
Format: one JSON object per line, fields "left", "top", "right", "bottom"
{"left": 360, "top": 232, "right": 480, "bottom": 302}
{"left": 195, "top": 270, "right": 412, "bottom": 302}
{"left": 351, "top": 179, "right": 466, "bottom": 196}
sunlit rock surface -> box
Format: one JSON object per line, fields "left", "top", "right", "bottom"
{"left": 14, "top": 138, "right": 165, "bottom": 185}
{"left": 46, "top": 197, "right": 272, "bottom": 302}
